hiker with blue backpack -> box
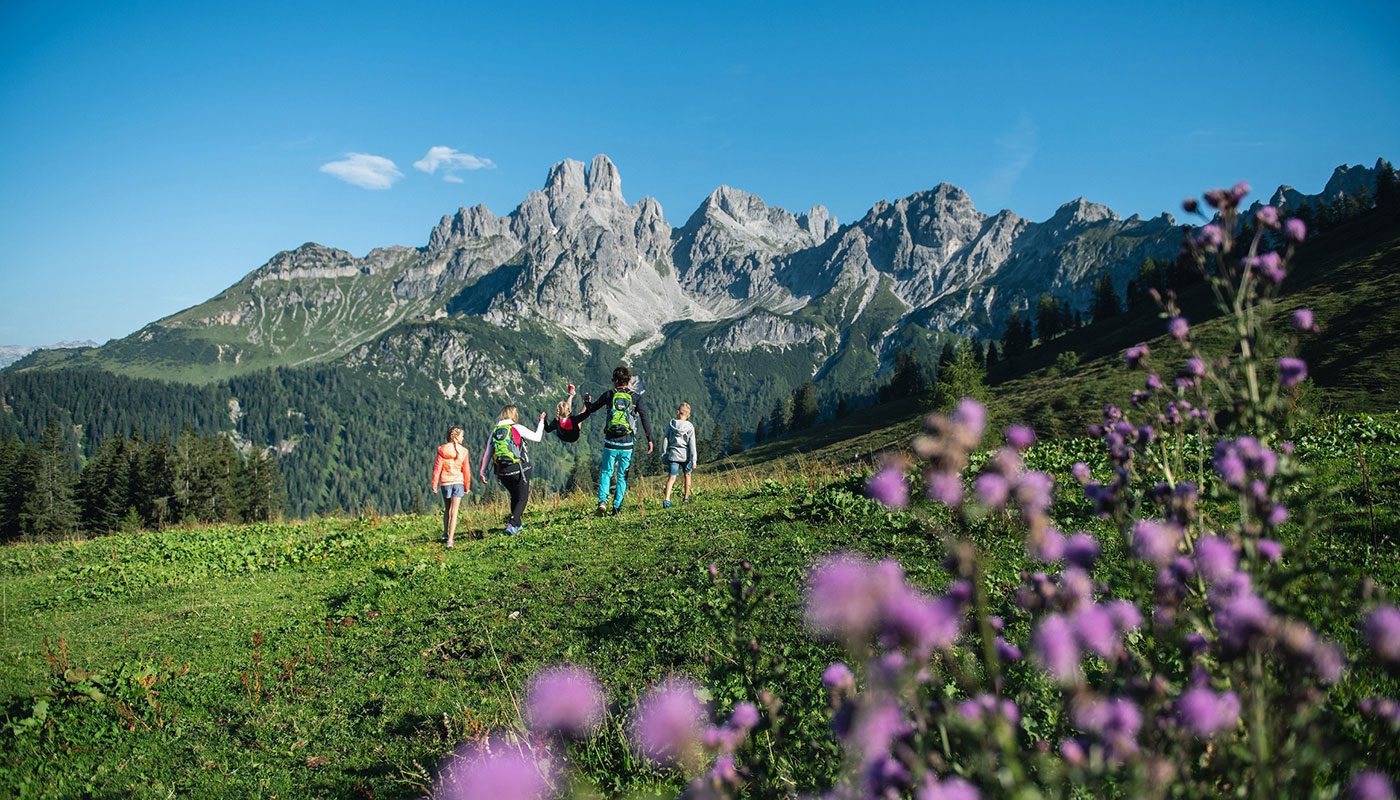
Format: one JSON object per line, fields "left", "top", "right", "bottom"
{"left": 477, "top": 404, "right": 545, "bottom": 535}
{"left": 574, "top": 365, "right": 654, "bottom": 516}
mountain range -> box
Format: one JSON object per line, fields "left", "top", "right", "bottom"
{"left": 1, "top": 156, "right": 1387, "bottom": 513}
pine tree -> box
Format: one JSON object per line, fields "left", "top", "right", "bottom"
{"left": 710, "top": 423, "right": 727, "bottom": 457}
{"left": 565, "top": 451, "right": 595, "bottom": 496}
{"left": 1376, "top": 159, "right": 1399, "bottom": 209}
{"left": 792, "top": 381, "right": 819, "bottom": 430}
{"left": 1091, "top": 273, "right": 1121, "bottom": 323}
{"left": 985, "top": 341, "right": 999, "bottom": 368}
{"left": 21, "top": 419, "right": 79, "bottom": 539}
{"left": 1002, "top": 313, "right": 1028, "bottom": 358}
{"left": 929, "top": 347, "right": 994, "bottom": 412}
{"left": 768, "top": 398, "right": 790, "bottom": 439}
{"left": 835, "top": 395, "right": 851, "bottom": 418}
{"left": 0, "top": 435, "right": 28, "bottom": 541}
{"left": 1035, "top": 294, "right": 1062, "bottom": 341}
{"left": 237, "top": 449, "right": 285, "bottom": 522}
{"left": 937, "top": 342, "right": 957, "bottom": 373}
{"left": 727, "top": 426, "right": 744, "bottom": 455}
{"left": 79, "top": 434, "right": 132, "bottom": 533}
{"left": 754, "top": 417, "right": 767, "bottom": 444}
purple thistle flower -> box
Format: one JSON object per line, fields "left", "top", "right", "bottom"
{"left": 1265, "top": 504, "right": 1289, "bottom": 528}
{"left": 1168, "top": 316, "right": 1189, "bottom": 340}
{"left": 1064, "top": 532, "right": 1101, "bottom": 569}
{"left": 1311, "top": 641, "right": 1346, "bottom": 685}
{"left": 1278, "top": 357, "right": 1308, "bottom": 388}
{"left": 974, "top": 473, "right": 1010, "bottom": 508}
{"left": 1211, "top": 574, "right": 1273, "bottom": 652}
{"left": 1182, "top": 197, "right": 1199, "bottom": 214}
{"left": 1059, "top": 738, "right": 1087, "bottom": 766}
{"left": 926, "top": 472, "right": 963, "bottom": 507}
{"left": 1362, "top": 605, "right": 1400, "bottom": 666}
{"left": 996, "top": 636, "right": 1023, "bottom": 662}
{"left": 1071, "top": 462, "right": 1092, "bottom": 484}
{"left": 1071, "top": 695, "right": 1142, "bottom": 763}
{"left": 1231, "top": 181, "right": 1251, "bottom": 202}
{"left": 632, "top": 678, "right": 708, "bottom": 767}
{"left": 1257, "top": 539, "right": 1283, "bottom": 562}
{"left": 1005, "top": 424, "right": 1036, "bottom": 451}
{"left": 1347, "top": 771, "right": 1397, "bottom": 800}
{"left": 867, "top": 466, "right": 909, "bottom": 508}
{"left": 1106, "top": 599, "right": 1143, "bottom": 633}
{"left": 822, "top": 662, "right": 855, "bottom": 692}
{"left": 1131, "top": 519, "right": 1181, "bottom": 567}
{"left": 524, "top": 665, "right": 606, "bottom": 738}
{"left": 920, "top": 774, "right": 982, "bottom": 800}
{"left": 1255, "top": 205, "right": 1280, "bottom": 229}
{"left": 1194, "top": 537, "right": 1239, "bottom": 585}
{"left": 1033, "top": 613, "right": 1081, "bottom": 683}
{"left": 1015, "top": 471, "right": 1054, "bottom": 517}
{"left": 805, "top": 554, "right": 889, "bottom": 640}
{"left": 1175, "top": 687, "right": 1241, "bottom": 737}
{"left": 1246, "top": 251, "right": 1286, "bottom": 285}
{"left": 1284, "top": 217, "right": 1308, "bottom": 244}
{"left": 880, "top": 587, "right": 962, "bottom": 657}
{"left": 850, "top": 701, "right": 909, "bottom": 764}
{"left": 1213, "top": 442, "right": 1248, "bottom": 489}
{"left": 1360, "top": 697, "right": 1400, "bottom": 726}
{"left": 1204, "top": 189, "right": 1229, "bottom": 210}
{"left": 1124, "top": 343, "right": 1150, "bottom": 369}
{"left": 728, "top": 702, "right": 760, "bottom": 731}
{"left": 1291, "top": 307, "right": 1319, "bottom": 332}
{"left": 952, "top": 398, "right": 988, "bottom": 443}
{"left": 1072, "top": 604, "right": 1123, "bottom": 659}
{"left": 1186, "top": 357, "right": 1206, "bottom": 378}
{"left": 1029, "top": 527, "right": 1066, "bottom": 563}
{"left": 436, "top": 737, "right": 556, "bottom": 800}
{"left": 1197, "top": 223, "right": 1224, "bottom": 250}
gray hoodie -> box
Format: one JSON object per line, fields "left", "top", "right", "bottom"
{"left": 664, "top": 418, "right": 697, "bottom": 467}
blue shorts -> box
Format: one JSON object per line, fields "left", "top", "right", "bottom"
{"left": 667, "top": 461, "right": 693, "bottom": 477}
{"left": 439, "top": 483, "right": 465, "bottom": 499}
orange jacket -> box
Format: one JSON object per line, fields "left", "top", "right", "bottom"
{"left": 432, "top": 442, "right": 471, "bottom": 490}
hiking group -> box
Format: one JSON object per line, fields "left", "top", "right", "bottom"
{"left": 429, "top": 365, "right": 699, "bottom": 546}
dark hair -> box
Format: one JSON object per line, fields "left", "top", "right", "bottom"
{"left": 612, "top": 365, "right": 632, "bottom": 386}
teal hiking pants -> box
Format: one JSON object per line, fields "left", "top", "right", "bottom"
{"left": 598, "top": 447, "right": 633, "bottom": 509}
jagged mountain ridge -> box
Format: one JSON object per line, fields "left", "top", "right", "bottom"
{"left": 18, "top": 156, "right": 1384, "bottom": 390}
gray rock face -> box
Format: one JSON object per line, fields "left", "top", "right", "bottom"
{"left": 1264, "top": 159, "right": 1384, "bottom": 212}
{"left": 101, "top": 152, "right": 1253, "bottom": 378}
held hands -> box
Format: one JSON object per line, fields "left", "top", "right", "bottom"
{"left": 538, "top": 411, "right": 547, "bottom": 424}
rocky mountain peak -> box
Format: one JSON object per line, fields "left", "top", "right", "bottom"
{"left": 585, "top": 154, "right": 624, "bottom": 199}
{"left": 428, "top": 204, "right": 506, "bottom": 251}
{"left": 798, "top": 205, "right": 838, "bottom": 241}
{"left": 545, "top": 158, "right": 587, "bottom": 195}
{"left": 1048, "top": 197, "right": 1117, "bottom": 227}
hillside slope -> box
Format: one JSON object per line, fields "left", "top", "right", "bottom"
{"left": 720, "top": 205, "right": 1400, "bottom": 471}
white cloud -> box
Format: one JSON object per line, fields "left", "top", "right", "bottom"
{"left": 413, "top": 146, "right": 496, "bottom": 182}
{"left": 319, "top": 153, "right": 403, "bottom": 190}
{"left": 982, "top": 114, "right": 1039, "bottom": 209}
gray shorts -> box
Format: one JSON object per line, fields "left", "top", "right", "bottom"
{"left": 439, "top": 483, "right": 465, "bottom": 499}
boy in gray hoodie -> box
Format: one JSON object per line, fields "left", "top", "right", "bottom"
{"left": 662, "top": 402, "right": 698, "bottom": 508}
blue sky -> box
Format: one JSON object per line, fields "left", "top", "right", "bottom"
{"left": 2, "top": 0, "right": 1397, "bottom": 345}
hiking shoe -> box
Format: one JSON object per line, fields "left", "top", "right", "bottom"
{"left": 662, "top": 500, "right": 672, "bottom": 509}
{"left": 504, "top": 524, "right": 520, "bottom": 536}
{"left": 683, "top": 495, "right": 692, "bottom": 504}
{"left": 611, "top": 506, "right": 622, "bottom": 517}
{"left": 595, "top": 503, "right": 607, "bottom": 516}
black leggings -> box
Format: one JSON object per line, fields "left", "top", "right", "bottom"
{"left": 497, "top": 470, "right": 530, "bottom": 528}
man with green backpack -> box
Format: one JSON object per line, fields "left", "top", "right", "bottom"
{"left": 574, "top": 365, "right": 654, "bottom": 515}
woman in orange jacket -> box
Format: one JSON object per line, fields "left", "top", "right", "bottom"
{"left": 431, "top": 427, "right": 471, "bottom": 547}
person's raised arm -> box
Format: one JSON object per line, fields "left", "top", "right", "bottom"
{"left": 573, "top": 389, "right": 612, "bottom": 422}
{"left": 517, "top": 414, "right": 545, "bottom": 442}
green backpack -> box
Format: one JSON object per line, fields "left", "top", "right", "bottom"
{"left": 606, "top": 390, "right": 635, "bottom": 438}
{"left": 491, "top": 422, "right": 526, "bottom": 473}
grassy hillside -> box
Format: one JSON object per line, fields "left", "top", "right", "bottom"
{"left": 723, "top": 206, "right": 1400, "bottom": 472}
{"left": 1, "top": 419, "right": 1395, "bottom": 797}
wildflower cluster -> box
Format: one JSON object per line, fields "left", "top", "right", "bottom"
{"left": 428, "top": 180, "right": 1397, "bottom": 798}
